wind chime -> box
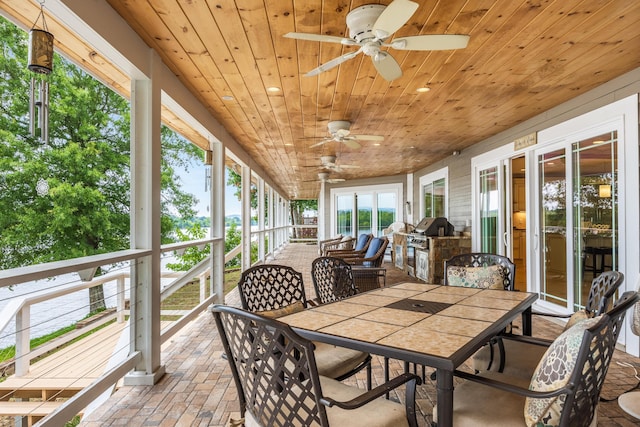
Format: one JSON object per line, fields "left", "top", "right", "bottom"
{"left": 28, "top": 0, "right": 54, "bottom": 145}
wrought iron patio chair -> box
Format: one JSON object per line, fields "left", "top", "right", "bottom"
{"left": 473, "top": 270, "right": 625, "bottom": 378}
{"left": 444, "top": 252, "right": 515, "bottom": 290}
{"left": 433, "top": 253, "right": 516, "bottom": 380}
{"left": 310, "top": 256, "right": 373, "bottom": 388}
{"left": 211, "top": 305, "right": 421, "bottom": 427}
{"left": 344, "top": 237, "right": 389, "bottom": 293}
{"left": 237, "top": 264, "right": 372, "bottom": 387}
{"left": 435, "top": 291, "right": 639, "bottom": 426}
{"left": 311, "top": 256, "right": 359, "bottom": 304}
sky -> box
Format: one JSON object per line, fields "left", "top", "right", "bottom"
{"left": 176, "top": 164, "right": 242, "bottom": 217}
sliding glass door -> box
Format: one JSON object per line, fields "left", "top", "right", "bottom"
{"left": 535, "top": 132, "right": 618, "bottom": 312}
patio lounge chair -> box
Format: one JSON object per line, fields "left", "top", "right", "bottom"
{"left": 326, "top": 233, "right": 373, "bottom": 258}
{"left": 320, "top": 235, "right": 356, "bottom": 256}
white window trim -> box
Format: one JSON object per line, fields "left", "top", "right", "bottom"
{"left": 330, "top": 183, "right": 403, "bottom": 237}
{"left": 418, "top": 167, "right": 449, "bottom": 219}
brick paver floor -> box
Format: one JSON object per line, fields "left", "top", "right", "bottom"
{"left": 81, "top": 243, "right": 640, "bottom": 426}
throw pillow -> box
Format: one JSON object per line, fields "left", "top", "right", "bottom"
{"left": 257, "top": 301, "right": 305, "bottom": 319}
{"left": 524, "top": 316, "right": 601, "bottom": 426}
{"left": 447, "top": 264, "right": 505, "bottom": 289}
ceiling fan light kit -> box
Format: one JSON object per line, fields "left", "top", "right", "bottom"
{"left": 284, "top": 0, "right": 470, "bottom": 81}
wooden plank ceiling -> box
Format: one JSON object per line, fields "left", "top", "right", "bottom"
{"left": 4, "top": 1, "right": 640, "bottom": 199}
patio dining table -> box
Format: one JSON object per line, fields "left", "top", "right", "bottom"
{"left": 279, "top": 282, "right": 538, "bottom": 427}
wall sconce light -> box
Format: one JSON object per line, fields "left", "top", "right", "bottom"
{"left": 598, "top": 184, "right": 611, "bottom": 198}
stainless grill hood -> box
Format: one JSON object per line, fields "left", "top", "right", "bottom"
{"left": 413, "top": 217, "right": 455, "bottom": 236}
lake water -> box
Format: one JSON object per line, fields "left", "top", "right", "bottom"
{"left": 0, "top": 255, "right": 182, "bottom": 349}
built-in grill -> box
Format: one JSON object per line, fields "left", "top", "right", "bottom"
{"left": 408, "top": 217, "right": 455, "bottom": 249}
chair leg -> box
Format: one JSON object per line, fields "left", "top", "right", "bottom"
{"left": 385, "top": 357, "right": 390, "bottom": 399}
{"left": 366, "top": 363, "right": 372, "bottom": 391}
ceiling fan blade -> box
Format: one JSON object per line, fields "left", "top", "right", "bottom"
{"left": 335, "top": 164, "right": 360, "bottom": 169}
{"left": 372, "top": 52, "right": 403, "bottom": 81}
{"left": 283, "top": 32, "right": 357, "bottom": 46}
{"left": 390, "top": 34, "right": 470, "bottom": 51}
{"left": 327, "top": 179, "right": 346, "bottom": 183}
{"left": 351, "top": 134, "right": 384, "bottom": 141}
{"left": 372, "top": 0, "right": 419, "bottom": 39}
{"left": 309, "top": 138, "right": 331, "bottom": 148}
{"left": 342, "top": 139, "right": 361, "bottom": 149}
{"left": 305, "top": 49, "right": 362, "bottom": 77}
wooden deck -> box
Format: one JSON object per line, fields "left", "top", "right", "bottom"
{"left": 0, "top": 321, "right": 128, "bottom": 424}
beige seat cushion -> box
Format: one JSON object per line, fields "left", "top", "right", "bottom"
{"left": 245, "top": 376, "right": 409, "bottom": 427}
{"left": 472, "top": 338, "right": 547, "bottom": 379}
{"left": 256, "top": 300, "right": 306, "bottom": 319}
{"left": 433, "top": 371, "right": 598, "bottom": 427}
{"left": 473, "top": 310, "right": 592, "bottom": 377}
{"left": 314, "top": 342, "right": 369, "bottom": 379}
{"left": 433, "top": 371, "right": 529, "bottom": 426}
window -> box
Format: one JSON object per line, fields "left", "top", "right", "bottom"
{"left": 331, "top": 184, "right": 402, "bottom": 237}
{"left": 419, "top": 168, "right": 448, "bottom": 218}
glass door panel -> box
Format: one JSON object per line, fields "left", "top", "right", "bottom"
{"left": 336, "top": 195, "right": 353, "bottom": 236}
{"left": 479, "top": 166, "right": 499, "bottom": 253}
{"left": 539, "top": 149, "right": 568, "bottom": 307}
{"left": 572, "top": 132, "right": 618, "bottom": 310}
{"left": 377, "top": 192, "right": 396, "bottom": 235}
{"left": 356, "top": 194, "right": 372, "bottom": 235}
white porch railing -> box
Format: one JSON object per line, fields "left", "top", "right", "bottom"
{"left": 0, "top": 237, "right": 256, "bottom": 426}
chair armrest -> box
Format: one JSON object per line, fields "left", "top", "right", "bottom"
{"left": 320, "top": 372, "right": 421, "bottom": 410}
{"left": 453, "top": 370, "right": 572, "bottom": 399}
{"left": 498, "top": 334, "right": 554, "bottom": 348}
{"left": 531, "top": 310, "right": 571, "bottom": 319}
{"left": 326, "top": 248, "right": 363, "bottom": 256}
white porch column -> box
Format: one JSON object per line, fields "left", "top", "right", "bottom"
{"left": 125, "top": 50, "right": 164, "bottom": 386}
{"left": 258, "top": 178, "right": 265, "bottom": 261}
{"left": 268, "top": 187, "right": 274, "bottom": 255}
{"left": 211, "top": 141, "right": 225, "bottom": 303}
{"left": 241, "top": 165, "right": 252, "bottom": 269}
{"left": 318, "top": 180, "right": 326, "bottom": 240}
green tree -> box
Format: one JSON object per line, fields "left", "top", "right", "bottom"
{"left": 0, "top": 17, "right": 202, "bottom": 310}
{"left": 224, "top": 222, "right": 241, "bottom": 268}
{"left": 227, "top": 167, "right": 257, "bottom": 209}
{"left": 165, "top": 223, "right": 209, "bottom": 271}
{"left": 290, "top": 200, "right": 318, "bottom": 239}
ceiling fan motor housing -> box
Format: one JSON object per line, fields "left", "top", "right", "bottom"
{"left": 346, "top": 4, "right": 386, "bottom": 43}
{"left": 320, "top": 155, "right": 337, "bottom": 165}
{"left": 327, "top": 120, "right": 351, "bottom": 135}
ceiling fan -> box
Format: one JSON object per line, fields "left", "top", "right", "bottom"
{"left": 317, "top": 172, "right": 345, "bottom": 184}
{"left": 310, "top": 120, "right": 383, "bottom": 149}
{"left": 284, "top": 0, "right": 470, "bottom": 81}
{"left": 320, "top": 155, "right": 360, "bottom": 173}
